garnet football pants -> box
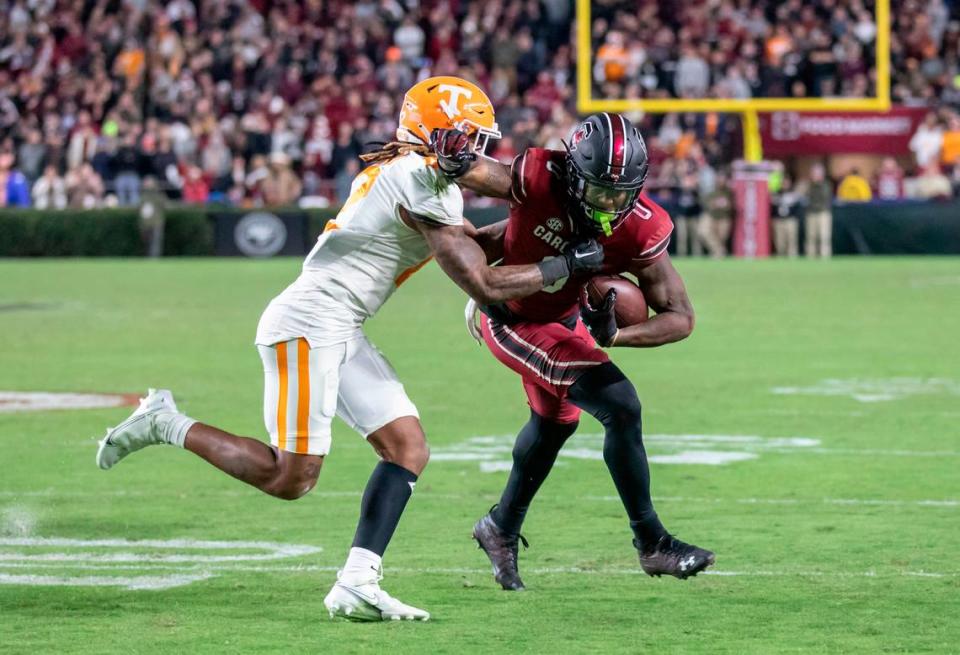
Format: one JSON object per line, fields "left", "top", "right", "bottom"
{"left": 480, "top": 315, "right": 609, "bottom": 424}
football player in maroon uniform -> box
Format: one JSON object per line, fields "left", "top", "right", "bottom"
{"left": 430, "top": 113, "right": 715, "bottom": 590}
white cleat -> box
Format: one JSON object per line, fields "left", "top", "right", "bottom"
{"left": 96, "top": 388, "right": 179, "bottom": 470}
{"left": 323, "top": 569, "right": 430, "bottom": 622}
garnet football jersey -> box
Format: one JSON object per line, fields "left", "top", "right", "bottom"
{"left": 502, "top": 148, "right": 673, "bottom": 322}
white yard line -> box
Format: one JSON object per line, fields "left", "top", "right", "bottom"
{"left": 0, "top": 572, "right": 213, "bottom": 590}
{"left": 3, "top": 489, "right": 954, "bottom": 508}
{"left": 0, "top": 537, "right": 321, "bottom": 563}
{"left": 0, "top": 561, "right": 340, "bottom": 572}
{"left": 0, "top": 561, "right": 954, "bottom": 580}
{"left": 585, "top": 496, "right": 959, "bottom": 508}
{"left": 759, "top": 447, "right": 960, "bottom": 457}
{"left": 0, "top": 536, "right": 321, "bottom": 551}
{"left": 0, "top": 489, "right": 373, "bottom": 499}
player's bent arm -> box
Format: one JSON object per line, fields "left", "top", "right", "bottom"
{"left": 463, "top": 217, "right": 507, "bottom": 263}
{"left": 616, "top": 254, "right": 695, "bottom": 348}
{"left": 456, "top": 157, "right": 513, "bottom": 199}
{"left": 402, "top": 208, "right": 544, "bottom": 304}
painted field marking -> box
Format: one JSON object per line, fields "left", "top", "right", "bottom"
{"left": 0, "top": 534, "right": 955, "bottom": 589}
{"left": 0, "top": 537, "right": 322, "bottom": 589}
{"left": 0, "top": 562, "right": 955, "bottom": 581}
{"left": 649, "top": 451, "right": 758, "bottom": 465}
{"left": 0, "top": 573, "right": 213, "bottom": 590}
{"left": 1, "top": 505, "right": 37, "bottom": 536}
{"left": 0, "top": 489, "right": 370, "bottom": 498}
{"left": 1, "top": 490, "right": 955, "bottom": 508}
{"left": 772, "top": 377, "right": 960, "bottom": 403}
{"left": 775, "top": 446, "right": 960, "bottom": 457}
{"left": 0, "top": 537, "right": 321, "bottom": 563}
{"left": 0, "top": 563, "right": 960, "bottom": 586}
{"left": 585, "top": 495, "right": 959, "bottom": 508}
{"left": 0, "top": 391, "right": 139, "bottom": 413}
{"left": 430, "top": 432, "right": 960, "bottom": 471}
{"left": 431, "top": 433, "right": 820, "bottom": 469}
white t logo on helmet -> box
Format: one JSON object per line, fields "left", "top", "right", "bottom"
{"left": 438, "top": 84, "right": 473, "bottom": 120}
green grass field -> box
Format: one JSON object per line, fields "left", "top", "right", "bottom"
{"left": 1, "top": 257, "right": 958, "bottom": 654}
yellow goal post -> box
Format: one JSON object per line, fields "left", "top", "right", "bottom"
{"left": 576, "top": 0, "right": 891, "bottom": 160}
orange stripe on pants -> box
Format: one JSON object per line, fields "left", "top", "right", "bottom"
{"left": 276, "top": 342, "right": 288, "bottom": 450}
{"left": 295, "top": 338, "right": 310, "bottom": 454}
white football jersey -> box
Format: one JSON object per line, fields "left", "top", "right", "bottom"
{"left": 256, "top": 153, "right": 463, "bottom": 347}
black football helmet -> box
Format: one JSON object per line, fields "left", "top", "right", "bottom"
{"left": 565, "top": 113, "right": 649, "bottom": 236}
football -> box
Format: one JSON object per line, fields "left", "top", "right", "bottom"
{"left": 585, "top": 275, "right": 649, "bottom": 327}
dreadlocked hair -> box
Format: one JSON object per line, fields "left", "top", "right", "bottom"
{"left": 360, "top": 141, "right": 433, "bottom": 166}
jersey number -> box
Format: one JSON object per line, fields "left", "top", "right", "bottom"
{"left": 326, "top": 165, "right": 383, "bottom": 232}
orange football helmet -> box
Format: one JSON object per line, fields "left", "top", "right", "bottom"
{"left": 397, "top": 76, "right": 501, "bottom": 154}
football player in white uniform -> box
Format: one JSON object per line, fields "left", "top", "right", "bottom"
{"left": 95, "top": 77, "right": 604, "bottom": 622}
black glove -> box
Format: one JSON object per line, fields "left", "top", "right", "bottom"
{"left": 429, "top": 128, "right": 476, "bottom": 177}
{"left": 581, "top": 288, "right": 619, "bottom": 347}
{"left": 537, "top": 239, "right": 605, "bottom": 286}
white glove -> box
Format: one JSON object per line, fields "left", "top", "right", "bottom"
{"left": 464, "top": 297, "right": 482, "bottom": 344}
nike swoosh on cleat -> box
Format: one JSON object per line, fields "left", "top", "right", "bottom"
{"left": 343, "top": 586, "right": 379, "bottom": 605}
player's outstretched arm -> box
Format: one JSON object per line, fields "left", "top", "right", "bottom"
{"left": 402, "top": 207, "right": 602, "bottom": 305}
{"left": 463, "top": 217, "right": 507, "bottom": 263}
{"left": 615, "top": 254, "right": 695, "bottom": 347}
{"left": 456, "top": 158, "right": 513, "bottom": 199}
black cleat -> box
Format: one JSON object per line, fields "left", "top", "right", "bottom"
{"left": 636, "top": 535, "right": 716, "bottom": 579}
{"left": 472, "top": 513, "right": 528, "bottom": 591}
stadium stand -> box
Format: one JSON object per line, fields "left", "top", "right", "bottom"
{"left": 0, "top": 0, "right": 958, "bottom": 220}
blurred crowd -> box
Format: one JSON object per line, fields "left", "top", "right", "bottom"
{"left": 0, "top": 0, "right": 959, "bottom": 213}
{"left": 593, "top": 0, "right": 879, "bottom": 100}
{"left": 0, "top": 0, "right": 577, "bottom": 209}
{"left": 659, "top": 140, "right": 960, "bottom": 260}
{"left": 653, "top": 102, "right": 960, "bottom": 259}
{"left": 592, "top": 0, "right": 960, "bottom": 106}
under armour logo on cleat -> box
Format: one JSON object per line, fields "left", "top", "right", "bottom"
{"left": 679, "top": 555, "right": 696, "bottom": 571}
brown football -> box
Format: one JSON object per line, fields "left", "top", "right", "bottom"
{"left": 585, "top": 275, "right": 649, "bottom": 327}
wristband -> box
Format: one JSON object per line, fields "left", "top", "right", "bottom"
{"left": 536, "top": 256, "right": 570, "bottom": 287}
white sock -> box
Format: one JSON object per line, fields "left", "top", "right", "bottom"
{"left": 157, "top": 413, "right": 196, "bottom": 448}
{"left": 341, "top": 547, "right": 382, "bottom": 582}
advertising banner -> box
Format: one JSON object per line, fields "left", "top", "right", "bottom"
{"left": 758, "top": 107, "right": 928, "bottom": 156}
